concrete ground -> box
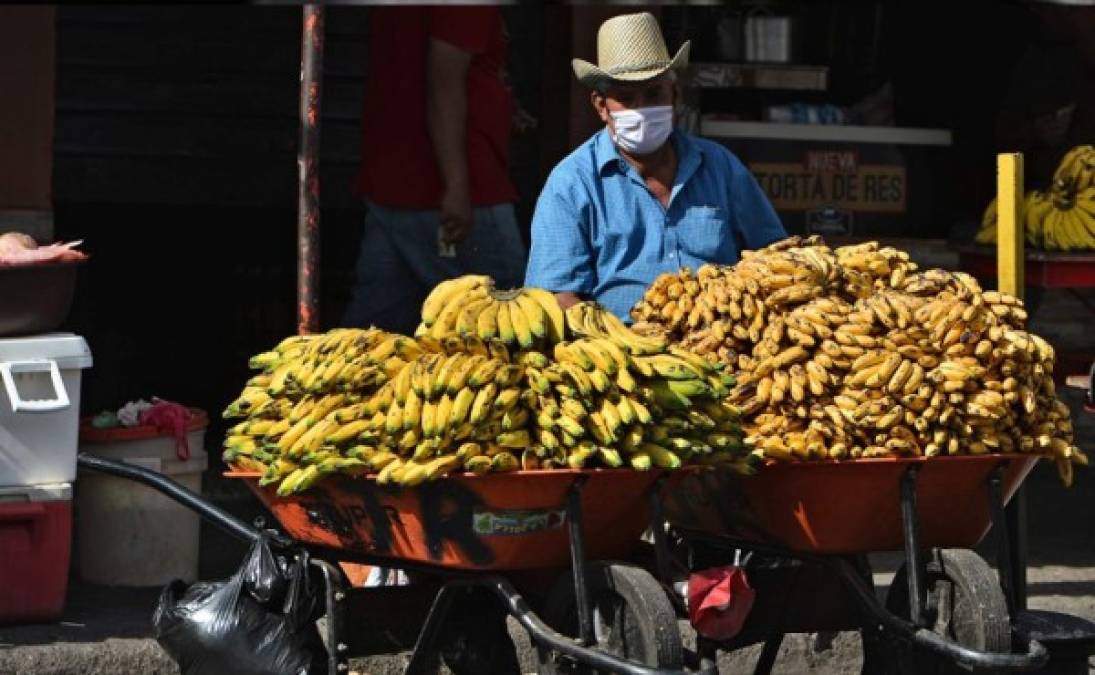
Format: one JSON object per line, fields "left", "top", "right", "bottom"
{"left": 2, "top": 271, "right": 1092, "bottom": 675}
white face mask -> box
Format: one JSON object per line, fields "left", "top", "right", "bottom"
{"left": 610, "top": 105, "right": 674, "bottom": 156}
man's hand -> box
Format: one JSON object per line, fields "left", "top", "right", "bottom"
{"left": 440, "top": 183, "right": 473, "bottom": 244}
{"left": 555, "top": 291, "right": 583, "bottom": 310}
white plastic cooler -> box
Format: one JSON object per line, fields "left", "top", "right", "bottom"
{"left": 0, "top": 333, "right": 93, "bottom": 487}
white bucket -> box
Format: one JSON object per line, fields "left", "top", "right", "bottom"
{"left": 0, "top": 333, "right": 93, "bottom": 487}
{"left": 76, "top": 423, "right": 207, "bottom": 587}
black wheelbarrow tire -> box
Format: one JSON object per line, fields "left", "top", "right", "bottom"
{"left": 865, "top": 548, "right": 1010, "bottom": 675}
{"left": 535, "top": 561, "right": 683, "bottom": 674}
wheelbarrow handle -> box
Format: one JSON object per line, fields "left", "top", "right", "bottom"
{"left": 913, "top": 628, "right": 1048, "bottom": 671}
{"left": 77, "top": 453, "right": 293, "bottom": 548}
{"left": 830, "top": 557, "right": 1049, "bottom": 671}
{"left": 480, "top": 575, "right": 710, "bottom": 675}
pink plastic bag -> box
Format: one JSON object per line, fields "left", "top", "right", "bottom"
{"left": 140, "top": 399, "right": 194, "bottom": 461}
{"left": 687, "top": 566, "right": 756, "bottom": 641}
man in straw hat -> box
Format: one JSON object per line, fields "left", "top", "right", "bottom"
{"left": 526, "top": 12, "right": 786, "bottom": 320}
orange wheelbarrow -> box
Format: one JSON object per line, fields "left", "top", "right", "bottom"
{"left": 648, "top": 454, "right": 1095, "bottom": 674}
{"left": 77, "top": 453, "right": 703, "bottom": 675}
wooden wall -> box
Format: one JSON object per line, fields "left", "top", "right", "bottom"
{"left": 0, "top": 7, "right": 56, "bottom": 239}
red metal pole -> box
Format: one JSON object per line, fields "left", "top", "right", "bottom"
{"left": 297, "top": 5, "right": 324, "bottom": 335}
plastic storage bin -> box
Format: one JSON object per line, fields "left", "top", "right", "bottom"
{"left": 77, "top": 412, "right": 207, "bottom": 586}
{"left": 0, "top": 333, "right": 93, "bottom": 487}
{"left": 0, "top": 483, "right": 73, "bottom": 625}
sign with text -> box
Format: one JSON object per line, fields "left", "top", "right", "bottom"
{"left": 707, "top": 135, "right": 951, "bottom": 238}
{"left": 749, "top": 150, "right": 907, "bottom": 214}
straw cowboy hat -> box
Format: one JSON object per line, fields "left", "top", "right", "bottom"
{"left": 572, "top": 12, "right": 691, "bottom": 89}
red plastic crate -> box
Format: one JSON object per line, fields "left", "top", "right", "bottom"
{"left": 0, "top": 483, "right": 72, "bottom": 625}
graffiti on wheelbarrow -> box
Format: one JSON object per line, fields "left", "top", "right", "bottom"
{"left": 295, "top": 481, "right": 566, "bottom": 566}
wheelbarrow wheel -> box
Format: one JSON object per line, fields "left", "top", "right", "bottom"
{"left": 535, "top": 561, "right": 683, "bottom": 674}
{"left": 866, "top": 548, "right": 1010, "bottom": 675}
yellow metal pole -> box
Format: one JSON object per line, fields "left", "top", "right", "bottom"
{"left": 997, "top": 153, "right": 1024, "bottom": 298}
{"left": 996, "top": 152, "right": 1028, "bottom": 612}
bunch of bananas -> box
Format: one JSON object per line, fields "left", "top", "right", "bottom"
{"left": 977, "top": 145, "right": 1095, "bottom": 250}
{"left": 417, "top": 276, "right": 565, "bottom": 346}
{"left": 631, "top": 237, "right": 1087, "bottom": 485}
{"left": 632, "top": 237, "right": 916, "bottom": 366}
{"left": 221, "top": 329, "right": 428, "bottom": 491}
{"left": 1053, "top": 144, "right": 1095, "bottom": 193}
{"left": 517, "top": 303, "right": 745, "bottom": 471}
{"left": 222, "top": 282, "right": 750, "bottom": 495}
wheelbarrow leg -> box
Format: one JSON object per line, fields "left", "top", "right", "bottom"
{"left": 648, "top": 476, "right": 675, "bottom": 585}
{"left": 697, "top": 636, "right": 719, "bottom": 673}
{"left": 752, "top": 561, "right": 802, "bottom": 675}
{"left": 404, "top": 583, "right": 459, "bottom": 675}
{"left": 988, "top": 464, "right": 1018, "bottom": 617}
{"left": 312, "top": 559, "right": 351, "bottom": 675}
{"left": 436, "top": 584, "right": 521, "bottom": 675}
{"left": 899, "top": 466, "right": 928, "bottom": 627}
{"left": 566, "top": 475, "right": 596, "bottom": 647}
{"left": 753, "top": 633, "right": 784, "bottom": 675}
{"left": 1005, "top": 490, "right": 1028, "bottom": 612}
{"left": 407, "top": 581, "right": 521, "bottom": 675}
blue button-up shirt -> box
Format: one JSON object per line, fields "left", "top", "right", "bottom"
{"left": 525, "top": 128, "right": 787, "bottom": 321}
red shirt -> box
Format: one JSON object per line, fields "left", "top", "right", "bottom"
{"left": 354, "top": 7, "right": 517, "bottom": 209}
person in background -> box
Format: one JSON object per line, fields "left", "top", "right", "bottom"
{"left": 525, "top": 12, "right": 787, "bottom": 321}
{"left": 995, "top": 2, "right": 1095, "bottom": 188}
{"left": 342, "top": 8, "right": 524, "bottom": 672}
{"left": 344, "top": 6, "right": 527, "bottom": 336}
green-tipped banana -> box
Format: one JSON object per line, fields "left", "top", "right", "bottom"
{"left": 555, "top": 342, "right": 592, "bottom": 370}
{"left": 640, "top": 443, "right": 682, "bottom": 469}
{"left": 456, "top": 442, "right": 483, "bottom": 462}
{"left": 522, "top": 287, "right": 566, "bottom": 344}
{"left": 497, "top": 430, "right": 531, "bottom": 448}
{"left": 469, "top": 383, "right": 498, "bottom": 425}
{"left": 465, "top": 455, "right": 493, "bottom": 475}
{"left": 598, "top": 446, "right": 624, "bottom": 467}
{"left": 467, "top": 359, "right": 503, "bottom": 388}
{"left": 567, "top": 441, "right": 597, "bottom": 469}
{"left": 446, "top": 355, "right": 486, "bottom": 395}
{"left": 493, "top": 387, "right": 522, "bottom": 413}
{"left": 491, "top": 451, "right": 520, "bottom": 472}
{"left": 449, "top": 387, "right": 476, "bottom": 426}
{"left": 514, "top": 291, "right": 548, "bottom": 339}
{"left": 649, "top": 381, "right": 691, "bottom": 410}
{"left": 557, "top": 414, "right": 585, "bottom": 438}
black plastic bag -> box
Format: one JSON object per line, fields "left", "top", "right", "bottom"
{"left": 153, "top": 534, "right": 325, "bottom": 675}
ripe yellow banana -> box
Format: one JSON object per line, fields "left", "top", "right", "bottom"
{"left": 521, "top": 287, "right": 566, "bottom": 343}
{"left": 506, "top": 300, "right": 535, "bottom": 348}
{"left": 514, "top": 291, "right": 548, "bottom": 340}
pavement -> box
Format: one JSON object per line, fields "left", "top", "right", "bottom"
{"left": 1, "top": 281, "right": 1093, "bottom": 675}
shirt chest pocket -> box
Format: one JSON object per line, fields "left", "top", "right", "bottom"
{"left": 675, "top": 206, "right": 733, "bottom": 261}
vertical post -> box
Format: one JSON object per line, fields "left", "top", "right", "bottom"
{"left": 997, "top": 153, "right": 1028, "bottom": 612}
{"left": 297, "top": 5, "right": 325, "bottom": 335}
{"left": 997, "top": 153, "right": 1024, "bottom": 296}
